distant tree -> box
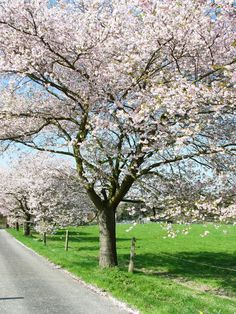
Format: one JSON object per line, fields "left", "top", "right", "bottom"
{"left": 126, "top": 169, "right": 236, "bottom": 225}
{"left": 0, "top": 154, "right": 94, "bottom": 236}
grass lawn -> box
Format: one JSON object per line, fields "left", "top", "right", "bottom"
{"left": 7, "top": 223, "right": 236, "bottom": 314}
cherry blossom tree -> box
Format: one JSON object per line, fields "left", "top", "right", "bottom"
{"left": 0, "top": 0, "right": 235, "bottom": 266}
{"left": 128, "top": 169, "right": 236, "bottom": 223}
{"left": 0, "top": 154, "right": 94, "bottom": 236}
{"left": 0, "top": 195, "right": 11, "bottom": 228}
{"left": 0, "top": 166, "right": 32, "bottom": 234}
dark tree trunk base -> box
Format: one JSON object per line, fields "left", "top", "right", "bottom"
{"left": 23, "top": 222, "right": 30, "bottom": 236}
{"left": 98, "top": 207, "right": 118, "bottom": 268}
{"left": 43, "top": 232, "right": 47, "bottom": 245}
{"left": 23, "top": 214, "right": 31, "bottom": 236}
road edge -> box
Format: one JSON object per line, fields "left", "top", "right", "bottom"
{"left": 5, "top": 230, "right": 139, "bottom": 314}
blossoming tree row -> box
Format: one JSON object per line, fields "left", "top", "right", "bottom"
{"left": 0, "top": 0, "right": 235, "bottom": 266}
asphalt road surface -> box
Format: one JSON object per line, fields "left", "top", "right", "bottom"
{"left": 0, "top": 230, "right": 130, "bottom": 314}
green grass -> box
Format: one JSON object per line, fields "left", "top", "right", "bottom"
{"left": 7, "top": 223, "right": 236, "bottom": 314}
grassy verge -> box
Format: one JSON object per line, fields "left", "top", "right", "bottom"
{"left": 7, "top": 223, "right": 236, "bottom": 314}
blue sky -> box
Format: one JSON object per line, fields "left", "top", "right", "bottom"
{"left": 0, "top": 151, "right": 17, "bottom": 168}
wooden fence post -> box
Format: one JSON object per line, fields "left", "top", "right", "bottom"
{"left": 65, "top": 230, "right": 69, "bottom": 251}
{"left": 128, "top": 237, "right": 136, "bottom": 273}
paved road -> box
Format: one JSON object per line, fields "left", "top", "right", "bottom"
{"left": 0, "top": 230, "right": 130, "bottom": 314}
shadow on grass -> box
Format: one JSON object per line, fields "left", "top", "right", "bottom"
{"left": 48, "top": 234, "right": 130, "bottom": 244}
{"left": 128, "top": 252, "right": 236, "bottom": 293}
{"left": 55, "top": 230, "right": 89, "bottom": 236}
{"left": 74, "top": 246, "right": 99, "bottom": 251}
{"left": 48, "top": 235, "right": 100, "bottom": 243}
{"left": 26, "top": 230, "right": 236, "bottom": 293}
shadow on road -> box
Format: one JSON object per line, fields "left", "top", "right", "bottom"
{"left": 0, "top": 297, "right": 24, "bottom": 301}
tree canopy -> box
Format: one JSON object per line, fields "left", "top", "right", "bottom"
{"left": 0, "top": 0, "right": 235, "bottom": 266}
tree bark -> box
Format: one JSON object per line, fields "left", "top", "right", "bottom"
{"left": 43, "top": 232, "right": 47, "bottom": 246}
{"left": 15, "top": 221, "right": 19, "bottom": 231}
{"left": 23, "top": 222, "right": 30, "bottom": 236}
{"left": 98, "top": 207, "right": 118, "bottom": 267}
{"left": 23, "top": 213, "right": 31, "bottom": 236}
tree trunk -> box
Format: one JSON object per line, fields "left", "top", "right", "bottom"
{"left": 23, "top": 221, "right": 30, "bottom": 236}
{"left": 23, "top": 214, "right": 31, "bottom": 236}
{"left": 15, "top": 221, "right": 19, "bottom": 231}
{"left": 43, "top": 232, "right": 47, "bottom": 246}
{"left": 98, "top": 207, "right": 118, "bottom": 267}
